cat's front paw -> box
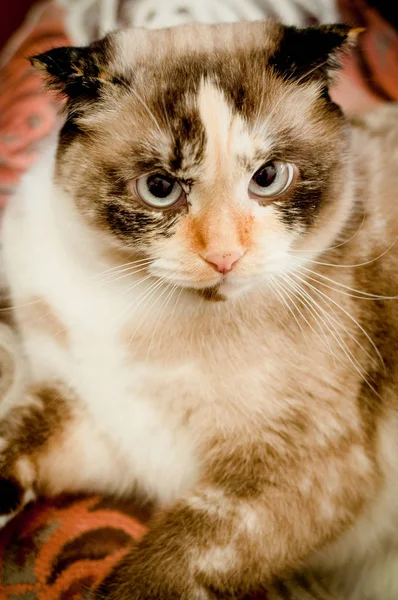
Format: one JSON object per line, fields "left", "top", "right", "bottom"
{"left": 95, "top": 547, "right": 213, "bottom": 600}
{"left": 0, "top": 456, "right": 36, "bottom": 528}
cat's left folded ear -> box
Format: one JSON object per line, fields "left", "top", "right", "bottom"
{"left": 269, "top": 24, "right": 365, "bottom": 85}
{"left": 29, "top": 37, "right": 118, "bottom": 101}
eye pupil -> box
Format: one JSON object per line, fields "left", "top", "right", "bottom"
{"left": 147, "top": 175, "right": 174, "bottom": 198}
{"left": 136, "top": 173, "right": 184, "bottom": 208}
{"left": 248, "top": 160, "right": 294, "bottom": 200}
{"left": 253, "top": 163, "right": 277, "bottom": 188}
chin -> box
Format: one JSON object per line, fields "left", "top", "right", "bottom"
{"left": 161, "top": 273, "right": 258, "bottom": 301}
{"left": 190, "top": 279, "right": 255, "bottom": 302}
{"left": 217, "top": 279, "right": 254, "bottom": 298}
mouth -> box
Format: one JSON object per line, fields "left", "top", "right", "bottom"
{"left": 148, "top": 266, "right": 222, "bottom": 290}
{"left": 149, "top": 264, "right": 254, "bottom": 298}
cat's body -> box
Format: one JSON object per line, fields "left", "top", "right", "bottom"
{"left": 0, "top": 20, "right": 398, "bottom": 600}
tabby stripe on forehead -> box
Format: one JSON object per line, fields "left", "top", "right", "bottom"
{"left": 162, "top": 93, "right": 206, "bottom": 175}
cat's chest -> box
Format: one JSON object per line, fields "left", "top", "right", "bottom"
{"left": 71, "top": 317, "right": 259, "bottom": 430}
{"left": 66, "top": 320, "right": 202, "bottom": 500}
{"left": 63, "top": 303, "right": 261, "bottom": 502}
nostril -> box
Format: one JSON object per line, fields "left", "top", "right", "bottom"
{"left": 204, "top": 251, "right": 243, "bottom": 274}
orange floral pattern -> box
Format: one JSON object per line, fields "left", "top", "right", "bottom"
{"left": 0, "top": 495, "right": 149, "bottom": 599}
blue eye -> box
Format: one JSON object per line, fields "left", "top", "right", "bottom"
{"left": 249, "top": 161, "right": 295, "bottom": 199}
{"left": 136, "top": 174, "right": 184, "bottom": 208}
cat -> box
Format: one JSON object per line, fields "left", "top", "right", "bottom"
{"left": 0, "top": 18, "right": 398, "bottom": 600}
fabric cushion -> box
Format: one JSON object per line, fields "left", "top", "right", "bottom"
{"left": 0, "top": 495, "right": 149, "bottom": 599}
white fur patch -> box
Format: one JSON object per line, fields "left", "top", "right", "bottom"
{"left": 196, "top": 78, "right": 255, "bottom": 196}
{"left": 0, "top": 514, "right": 14, "bottom": 529}
{"left": 196, "top": 544, "right": 237, "bottom": 575}
{"left": 188, "top": 488, "right": 228, "bottom": 517}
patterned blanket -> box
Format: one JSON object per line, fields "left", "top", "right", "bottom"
{"left": 0, "top": 495, "right": 149, "bottom": 598}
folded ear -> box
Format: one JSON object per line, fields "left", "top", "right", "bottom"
{"left": 270, "top": 24, "right": 363, "bottom": 85}
{"left": 30, "top": 39, "right": 114, "bottom": 101}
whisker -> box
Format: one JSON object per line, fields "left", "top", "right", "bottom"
{"left": 121, "top": 274, "right": 155, "bottom": 296}
{"left": 291, "top": 272, "right": 385, "bottom": 371}
{"left": 126, "top": 277, "right": 162, "bottom": 308}
{"left": 283, "top": 275, "right": 379, "bottom": 394}
{"left": 289, "top": 212, "right": 366, "bottom": 254}
{"left": 277, "top": 275, "right": 338, "bottom": 359}
{"left": 294, "top": 58, "right": 331, "bottom": 86}
{"left": 284, "top": 273, "right": 372, "bottom": 377}
{"left": 100, "top": 265, "right": 152, "bottom": 285}
{"left": 278, "top": 275, "right": 339, "bottom": 362}
{"left": 92, "top": 257, "right": 153, "bottom": 280}
{"left": 145, "top": 284, "right": 177, "bottom": 362}
{"left": 269, "top": 277, "right": 307, "bottom": 338}
{"left": 130, "top": 87, "right": 163, "bottom": 137}
{"left": 299, "top": 266, "right": 398, "bottom": 300}
{"left": 126, "top": 279, "right": 167, "bottom": 350}
{"left": 271, "top": 276, "right": 334, "bottom": 361}
{"left": 159, "top": 285, "right": 185, "bottom": 353}
{"left": 113, "top": 276, "right": 159, "bottom": 325}
{"left": 0, "top": 298, "right": 41, "bottom": 312}
{"left": 301, "top": 236, "right": 398, "bottom": 269}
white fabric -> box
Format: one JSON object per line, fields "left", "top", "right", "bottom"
{"left": 60, "top": 0, "right": 338, "bottom": 46}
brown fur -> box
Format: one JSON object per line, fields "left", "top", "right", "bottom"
{"left": 0, "top": 383, "right": 73, "bottom": 516}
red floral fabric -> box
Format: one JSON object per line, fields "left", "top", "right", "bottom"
{"left": 0, "top": 495, "right": 149, "bottom": 599}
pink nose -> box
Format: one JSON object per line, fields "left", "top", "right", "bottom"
{"left": 205, "top": 251, "right": 243, "bottom": 274}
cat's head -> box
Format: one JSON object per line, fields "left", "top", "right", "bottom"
{"left": 32, "top": 21, "right": 359, "bottom": 299}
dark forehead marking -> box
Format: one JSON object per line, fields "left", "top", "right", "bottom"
{"left": 125, "top": 152, "right": 165, "bottom": 176}
{"left": 134, "top": 25, "right": 340, "bottom": 176}
{"left": 151, "top": 47, "right": 271, "bottom": 120}
{"left": 133, "top": 47, "right": 278, "bottom": 177}
{"left": 169, "top": 111, "right": 206, "bottom": 174}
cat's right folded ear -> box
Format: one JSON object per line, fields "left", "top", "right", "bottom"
{"left": 30, "top": 39, "right": 117, "bottom": 101}
{"left": 269, "top": 24, "right": 364, "bottom": 85}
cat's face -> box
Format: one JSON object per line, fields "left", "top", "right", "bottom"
{"left": 34, "top": 22, "right": 356, "bottom": 299}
